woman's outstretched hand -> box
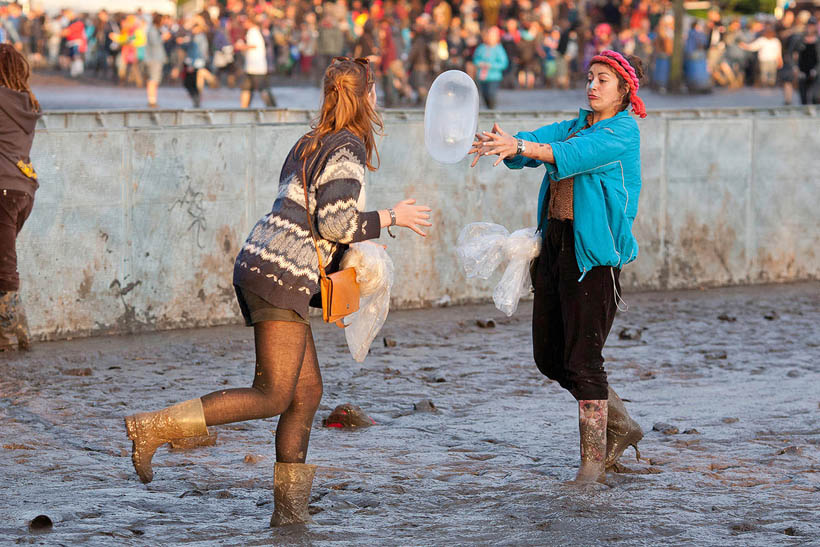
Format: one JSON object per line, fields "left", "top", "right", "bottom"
{"left": 380, "top": 199, "right": 433, "bottom": 237}
{"left": 480, "top": 124, "right": 519, "bottom": 166}
{"left": 469, "top": 127, "right": 494, "bottom": 167}
{"left": 469, "top": 123, "right": 518, "bottom": 167}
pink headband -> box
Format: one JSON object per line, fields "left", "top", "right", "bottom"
{"left": 590, "top": 50, "right": 647, "bottom": 119}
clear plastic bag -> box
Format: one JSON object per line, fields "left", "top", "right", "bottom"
{"left": 340, "top": 242, "right": 395, "bottom": 362}
{"left": 457, "top": 223, "right": 542, "bottom": 316}
{"left": 456, "top": 222, "right": 510, "bottom": 279}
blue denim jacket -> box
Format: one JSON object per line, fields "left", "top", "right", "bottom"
{"left": 504, "top": 109, "right": 642, "bottom": 280}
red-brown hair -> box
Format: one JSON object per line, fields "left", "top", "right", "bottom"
{"left": 0, "top": 44, "right": 40, "bottom": 112}
{"left": 299, "top": 57, "right": 383, "bottom": 171}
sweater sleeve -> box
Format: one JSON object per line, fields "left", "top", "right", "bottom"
{"left": 314, "top": 138, "right": 381, "bottom": 244}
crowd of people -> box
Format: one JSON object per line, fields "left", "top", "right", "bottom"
{"left": 2, "top": 0, "right": 820, "bottom": 107}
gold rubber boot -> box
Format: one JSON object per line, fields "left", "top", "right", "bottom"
{"left": 270, "top": 462, "right": 317, "bottom": 526}
{"left": 605, "top": 386, "right": 643, "bottom": 468}
{"left": 124, "top": 398, "right": 209, "bottom": 484}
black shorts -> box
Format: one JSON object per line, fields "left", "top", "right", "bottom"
{"left": 235, "top": 286, "right": 309, "bottom": 327}
{"left": 242, "top": 73, "right": 270, "bottom": 92}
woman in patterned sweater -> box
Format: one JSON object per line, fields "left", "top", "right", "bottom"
{"left": 124, "top": 57, "right": 432, "bottom": 525}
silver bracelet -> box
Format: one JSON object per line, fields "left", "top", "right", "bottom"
{"left": 388, "top": 208, "right": 397, "bottom": 226}
{"left": 516, "top": 138, "right": 526, "bottom": 156}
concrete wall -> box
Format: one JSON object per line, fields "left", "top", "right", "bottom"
{"left": 21, "top": 106, "right": 820, "bottom": 340}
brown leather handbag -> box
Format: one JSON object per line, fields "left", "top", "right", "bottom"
{"left": 301, "top": 160, "right": 360, "bottom": 328}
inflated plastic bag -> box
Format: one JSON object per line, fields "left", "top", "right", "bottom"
{"left": 457, "top": 223, "right": 541, "bottom": 316}
{"left": 455, "top": 222, "right": 510, "bottom": 279}
{"left": 340, "top": 242, "right": 395, "bottom": 362}
{"left": 424, "top": 70, "right": 480, "bottom": 164}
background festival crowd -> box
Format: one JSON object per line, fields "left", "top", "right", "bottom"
{"left": 1, "top": 0, "right": 819, "bottom": 106}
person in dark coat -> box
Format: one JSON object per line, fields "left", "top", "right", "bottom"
{"left": 0, "top": 44, "right": 41, "bottom": 352}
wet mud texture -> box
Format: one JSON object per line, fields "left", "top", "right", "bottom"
{"left": 1, "top": 282, "right": 818, "bottom": 545}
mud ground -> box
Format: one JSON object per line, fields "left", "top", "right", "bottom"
{"left": 1, "top": 282, "right": 818, "bottom": 546}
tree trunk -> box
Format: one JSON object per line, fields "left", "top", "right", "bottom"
{"left": 577, "top": 0, "right": 590, "bottom": 28}
{"left": 669, "top": 0, "right": 685, "bottom": 92}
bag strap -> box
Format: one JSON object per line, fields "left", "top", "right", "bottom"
{"left": 299, "top": 149, "right": 328, "bottom": 282}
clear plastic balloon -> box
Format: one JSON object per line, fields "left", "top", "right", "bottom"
{"left": 424, "top": 70, "right": 479, "bottom": 164}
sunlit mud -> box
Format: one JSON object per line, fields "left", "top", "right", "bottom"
{"left": 1, "top": 282, "right": 817, "bottom": 545}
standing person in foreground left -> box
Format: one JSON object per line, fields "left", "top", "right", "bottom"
{"left": 124, "top": 57, "right": 433, "bottom": 526}
{"left": 0, "top": 44, "right": 40, "bottom": 352}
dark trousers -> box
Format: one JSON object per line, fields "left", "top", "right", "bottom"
{"left": 798, "top": 74, "right": 819, "bottom": 105}
{"left": 242, "top": 74, "right": 277, "bottom": 107}
{"left": 478, "top": 80, "right": 500, "bottom": 110}
{"left": 182, "top": 67, "right": 200, "bottom": 106}
{"left": 0, "top": 189, "right": 35, "bottom": 292}
{"left": 531, "top": 220, "right": 619, "bottom": 401}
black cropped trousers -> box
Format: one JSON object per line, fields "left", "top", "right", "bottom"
{"left": 531, "top": 220, "right": 619, "bottom": 401}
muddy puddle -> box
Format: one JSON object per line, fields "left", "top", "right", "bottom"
{"left": 1, "top": 282, "right": 818, "bottom": 545}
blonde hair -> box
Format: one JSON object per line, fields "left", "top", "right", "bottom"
{"left": 299, "top": 58, "right": 383, "bottom": 171}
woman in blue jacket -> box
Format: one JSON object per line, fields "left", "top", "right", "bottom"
{"left": 470, "top": 50, "right": 646, "bottom": 483}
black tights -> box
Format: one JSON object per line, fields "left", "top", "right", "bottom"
{"left": 200, "top": 321, "right": 323, "bottom": 463}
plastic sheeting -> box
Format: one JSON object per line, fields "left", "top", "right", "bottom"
{"left": 456, "top": 222, "right": 542, "bottom": 316}
{"left": 339, "top": 242, "right": 395, "bottom": 362}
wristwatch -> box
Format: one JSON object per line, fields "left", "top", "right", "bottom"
{"left": 516, "top": 139, "right": 526, "bottom": 156}
{"left": 387, "top": 208, "right": 397, "bottom": 238}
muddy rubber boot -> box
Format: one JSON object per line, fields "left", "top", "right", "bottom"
{"left": 573, "top": 399, "right": 608, "bottom": 483}
{"left": 0, "top": 291, "right": 21, "bottom": 351}
{"left": 10, "top": 292, "right": 31, "bottom": 351}
{"left": 124, "top": 398, "right": 209, "bottom": 484}
{"left": 605, "top": 387, "right": 643, "bottom": 468}
{"left": 270, "top": 462, "right": 317, "bottom": 526}
{"left": 0, "top": 326, "right": 15, "bottom": 351}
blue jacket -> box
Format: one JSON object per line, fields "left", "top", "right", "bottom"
{"left": 504, "top": 109, "right": 642, "bottom": 280}
{"left": 473, "top": 44, "right": 509, "bottom": 82}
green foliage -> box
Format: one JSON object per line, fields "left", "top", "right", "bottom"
{"left": 719, "top": 0, "right": 777, "bottom": 15}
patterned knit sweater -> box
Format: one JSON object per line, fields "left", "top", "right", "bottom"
{"left": 233, "top": 130, "right": 381, "bottom": 320}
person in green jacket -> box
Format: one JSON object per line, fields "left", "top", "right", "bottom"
{"left": 470, "top": 50, "right": 647, "bottom": 484}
